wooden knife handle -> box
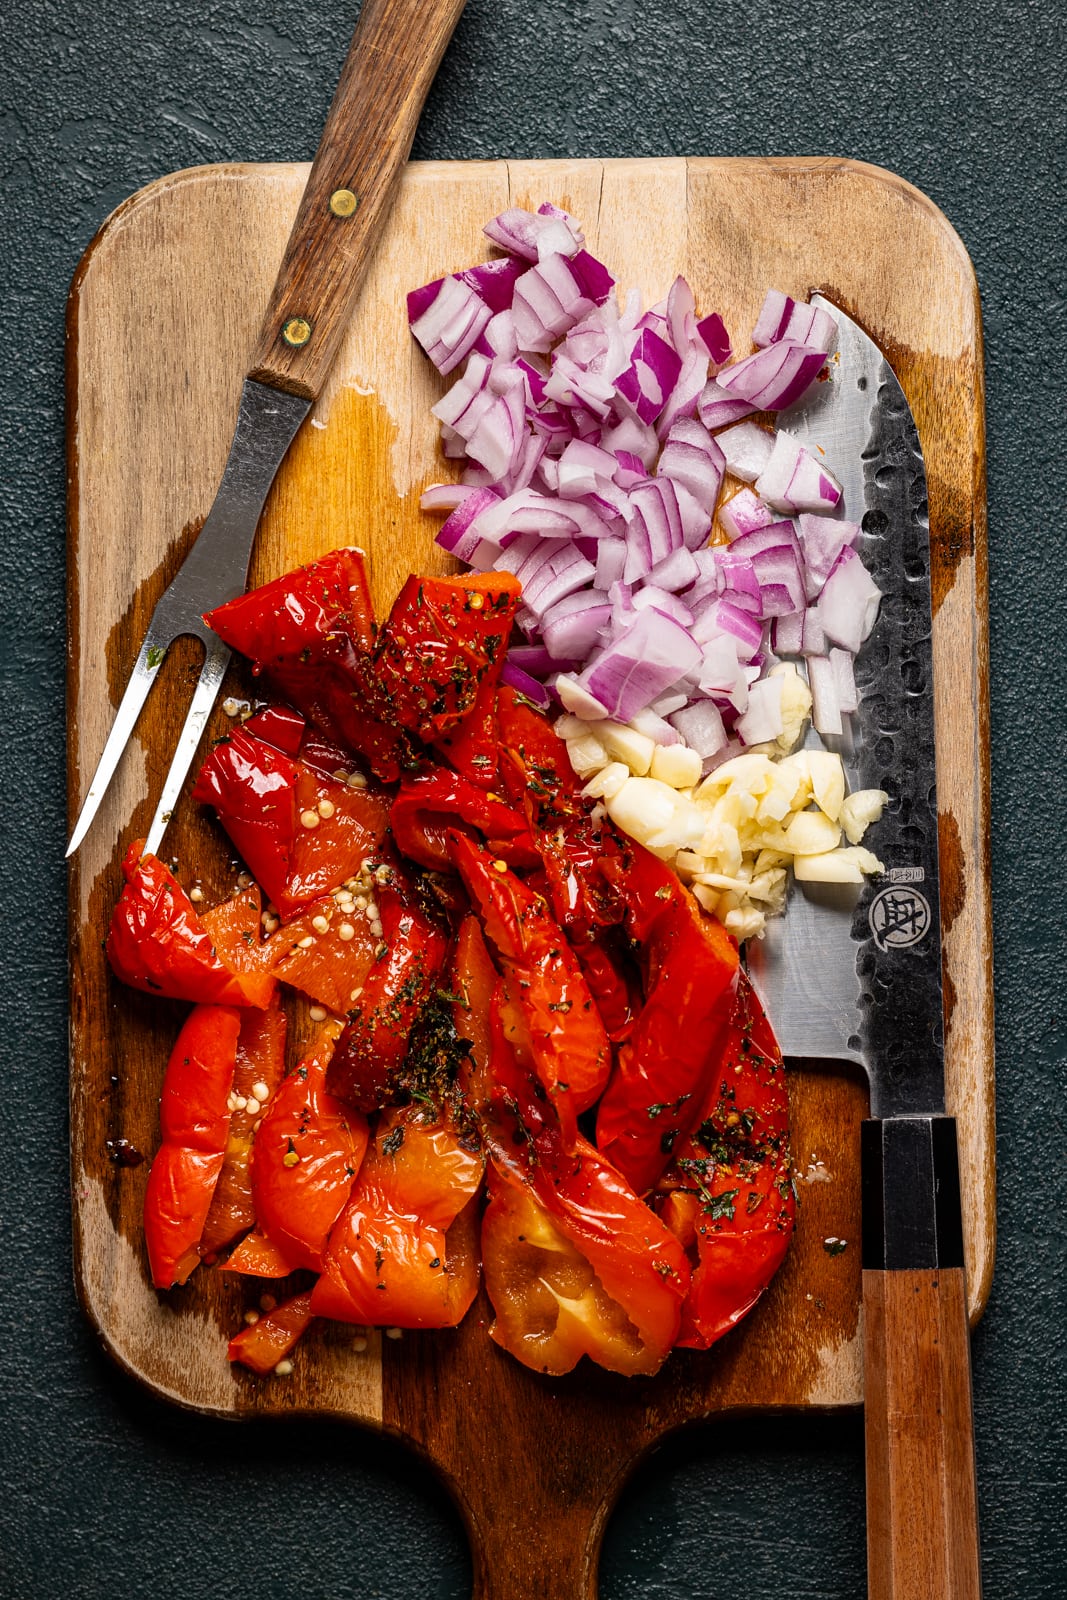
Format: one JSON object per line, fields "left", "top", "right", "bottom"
{"left": 861, "top": 1117, "right": 982, "bottom": 1599}
{"left": 248, "top": 0, "right": 467, "bottom": 399}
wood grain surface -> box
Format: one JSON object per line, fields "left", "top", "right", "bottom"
{"left": 67, "top": 156, "right": 993, "bottom": 1595}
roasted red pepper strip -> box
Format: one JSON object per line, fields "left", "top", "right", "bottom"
{"left": 481, "top": 981, "right": 689, "bottom": 1374}
{"left": 228, "top": 1289, "right": 315, "bottom": 1374}
{"left": 205, "top": 548, "right": 376, "bottom": 660}
{"left": 107, "top": 842, "right": 274, "bottom": 1008}
{"left": 390, "top": 766, "right": 540, "bottom": 873}
{"left": 192, "top": 729, "right": 390, "bottom": 919}
{"left": 325, "top": 857, "right": 449, "bottom": 1111}
{"left": 495, "top": 686, "right": 625, "bottom": 933}
{"left": 204, "top": 548, "right": 412, "bottom": 782}
{"left": 657, "top": 972, "right": 795, "bottom": 1348}
{"left": 451, "top": 913, "right": 497, "bottom": 1118}
{"left": 448, "top": 832, "right": 610, "bottom": 1126}
{"left": 429, "top": 662, "right": 501, "bottom": 786}
{"left": 222, "top": 1229, "right": 301, "bottom": 1278}
{"left": 365, "top": 571, "right": 520, "bottom": 741}
{"left": 200, "top": 1000, "right": 288, "bottom": 1259}
{"left": 311, "top": 1105, "right": 483, "bottom": 1329}
{"left": 482, "top": 1161, "right": 664, "bottom": 1377}
{"left": 243, "top": 703, "right": 307, "bottom": 757}
{"left": 143, "top": 1005, "right": 241, "bottom": 1287}
{"left": 595, "top": 844, "right": 740, "bottom": 1195}
{"left": 267, "top": 894, "right": 380, "bottom": 1018}
{"left": 251, "top": 1025, "right": 369, "bottom": 1272}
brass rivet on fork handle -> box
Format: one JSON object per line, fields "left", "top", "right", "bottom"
{"left": 281, "top": 316, "right": 313, "bottom": 347}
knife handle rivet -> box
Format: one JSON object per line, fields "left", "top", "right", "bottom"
{"left": 329, "top": 188, "right": 359, "bottom": 218}
{"left": 281, "top": 317, "right": 313, "bottom": 348}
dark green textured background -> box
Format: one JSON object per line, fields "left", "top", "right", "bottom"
{"left": 2, "top": 1, "right": 1063, "bottom": 1595}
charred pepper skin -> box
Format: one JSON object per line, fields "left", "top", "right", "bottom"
{"left": 326, "top": 856, "right": 450, "bottom": 1112}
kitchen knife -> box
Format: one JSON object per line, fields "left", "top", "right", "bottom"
{"left": 67, "top": 0, "right": 467, "bottom": 859}
{"left": 747, "top": 298, "right": 983, "bottom": 1600}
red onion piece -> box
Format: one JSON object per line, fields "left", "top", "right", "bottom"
{"left": 695, "top": 311, "right": 732, "bottom": 369}
{"left": 756, "top": 430, "right": 843, "bottom": 514}
{"left": 616, "top": 328, "right": 682, "bottom": 424}
{"left": 697, "top": 379, "right": 756, "bottom": 430}
{"left": 797, "top": 512, "right": 861, "bottom": 589}
{"left": 716, "top": 421, "right": 775, "bottom": 483}
{"left": 669, "top": 698, "right": 728, "bottom": 758}
{"left": 736, "top": 675, "right": 785, "bottom": 744}
{"left": 541, "top": 589, "right": 612, "bottom": 660}
{"left": 718, "top": 339, "right": 828, "bottom": 411}
{"left": 718, "top": 487, "right": 778, "bottom": 541}
{"left": 578, "top": 607, "right": 701, "bottom": 722}
{"left": 830, "top": 647, "right": 858, "bottom": 713}
{"left": 500, "top": 659, "right": 554, "bottom": 707}
{"left": 818, "top": 546, "right": 882, "bottom": 652}
{"left": 807, "top": 654, "right": 843, "bottom": 736}
{"left": 657, "top": 417, "right": 726, "bottom": 513}
{"left": 483, "top": 205, "right": 584, "bottom": 261}
{"left": 773, "top": 611, "right": 804, "bottom": 654}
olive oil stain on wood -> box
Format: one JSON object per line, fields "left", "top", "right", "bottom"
{"left": 67, "top": 157, "right": 992, "bottom": 1599}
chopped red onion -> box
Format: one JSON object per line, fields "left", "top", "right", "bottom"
{"left": 578, "top": 607, "right": 701, "bottom": 721}
{"left": 717, "top": 339, "right": 828, "bottom": 411}
{"left": 648, "top": 545, "right": 701, "bottom": 593}
{"left": 830, "top": 647, "right": 858, "bottom": 713}
{"left": 752, "top": 289, "right": 838, "bottom": 356}
{"left": 669, "top": 698, "right": 728, "bottom": 758}
{"left": 541, "top": 589, "right": 612, "bottom": 660}
{"left": 797, "top": 512, "right": 861, "bottom": 590}
{"left": 630, "top": 706, "right": 681, "bottom": 746}
{"left": 818, "top": 546, "right": 882, "bottom": 652}
{"left": 408, "top": 276, "right": 493, "bottom": 375}
{"left": 716, "top": 421, "right": 775, "bottom": 483}
{"left": 807, "top": 654, "right": 843, "bottom": 736}
{"left": 657, "top": 417, "right": 726, "bottom": 512}
{"left": 801, "top": 608, "right": 827, "bottom": 656}
{"left": 483, "top": 205, "right": 584, "bottom": 261}
{"left": 616, "top": 328, "right": 682, "bottom": 424}
{"left": 695, "top": 311, "right": 732, "bottom": 369}
{"left": 718, "top": 487, "right": 778, "bottom": 541}
{"left": 772, "top": 611, "right": 804, "bottom": 654}
{"left": 756, "top": 430, "right": 843, "bottom": 514}
{"left": 736, "top": 675, "right": 785, "bottom": 744}
{"left": 697, "top": 379, "right": 756, "bottom": 430}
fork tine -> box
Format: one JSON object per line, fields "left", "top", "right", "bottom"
{"left": 66, "top": 635, "right": 170, "bottom": 858}
{"left": 142, "top": 635, "right": 232, "bottom": 859}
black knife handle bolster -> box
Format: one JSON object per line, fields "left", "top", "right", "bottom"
{"left": 861, "top": 1116, "right": 965, "bottom": 1270}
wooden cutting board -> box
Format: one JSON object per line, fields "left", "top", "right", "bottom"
{"left": 67, "top": 156, "right": 993, "bottom": 1599}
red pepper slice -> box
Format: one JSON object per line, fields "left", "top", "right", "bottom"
{"left": 448, "top": 832, "right": 610, "bottom": 1125}
{"left": 243, "top": 703, "right": 307, "bottom": 757}
{"left": 107, "top": 843, "right": 274, "bottom": 1009}
{"left": 204, "top": 547, "right": 412, "bottom": 782}
{"left": 481, "top": 981, "right": 689, "bottom": 1374}
{"left": 192, "top": 729, "right": 390, "bottom": 918}
{"left": 311, "top": 1105, "right": 483, "bottom": 1329}
{"left": 251, "top": 1025, "right": 369, "bottom": 1272}
{"left": 482, "top": 1161, "right": 664, "bottom": 1377}
{"left": 267, "top": 894, "right": 380, "bottom": 1018}
{"left": 658, "top": 971, "right": 795, "bottom": 1348}
{"left": 143, "top": 1004, "right": 241, "bottom": 1287}
{"left": 228, "top": 1289, "right": 315, "bottom": 1374}
{"left": 595, "top": 843, "right": 739, "bottom": 1195}
{"left": 222, "top": 1229, "right": 301, "bottom": 1278}
{"left": 325, "top": 858, "right": 449, "bottom": 1111}
{"left": 200, "top": 1000, "right": 288, "bottom": 1260}
{"left": 204, "top": 548, "right": 376, "bottom": 660}
{"left": 366, "top": 571, "right": 520, "bottom": 741}
{"left": 390, "top": 766, "right": 540, "bottom": 873}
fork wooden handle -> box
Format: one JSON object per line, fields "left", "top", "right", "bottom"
{"left": 248, "top": 0, "right": 467, "bottom": 399}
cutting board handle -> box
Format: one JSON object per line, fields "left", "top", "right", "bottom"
{"left": 862, "top": 1116, "right": 982, "bottom": 1599}
{"left": 247, "top": 0, "right": 467, "bottom": 400}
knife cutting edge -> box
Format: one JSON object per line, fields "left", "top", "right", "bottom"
{"left": 748, "top": 297, "right": 983, "bottom": 1599}
{"left": 67, "top": 0, "right": 468, "bottom": 861}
